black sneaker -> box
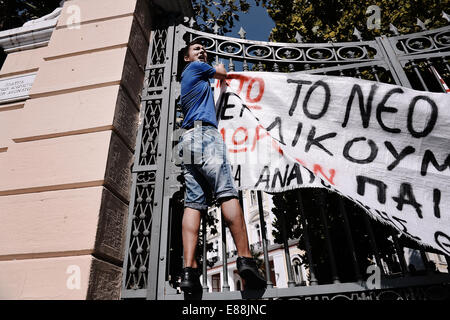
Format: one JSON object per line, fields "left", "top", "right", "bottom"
{"left": 180, "top": 267, "right": 202, "bottom": 294}
{"left": 237, "top": 257, "right": 267, "bottom": 290}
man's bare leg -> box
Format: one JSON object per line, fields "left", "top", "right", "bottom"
{"left": 220, "top": 197, "right": 252, "bottom": 258}
{"left": 182, "top": 207, "right": 202, "bottom": 268}
{"left": 221, "top": 197, "right": 266, "bottom": 289}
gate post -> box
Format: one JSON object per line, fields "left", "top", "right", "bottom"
{"left": 121, "top": 18, "right": 179, "bottom": 300}
{"left": 146, "top": 22, "right": 178, "bottom": 300}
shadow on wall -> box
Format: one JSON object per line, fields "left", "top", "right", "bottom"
{"left": 0, "top": 48, "right": 5, "bottom": 69}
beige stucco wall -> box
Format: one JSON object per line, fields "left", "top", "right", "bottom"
{"left": 0, "top": 0, "right": 151, "bottom": 299}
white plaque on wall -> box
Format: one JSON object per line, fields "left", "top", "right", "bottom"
{"left": 0, "top": 73, "right": 36, "bottom": 104}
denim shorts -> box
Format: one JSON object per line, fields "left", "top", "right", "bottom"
{"left": 178, "top": 125, "right": 238, "bottom": 211}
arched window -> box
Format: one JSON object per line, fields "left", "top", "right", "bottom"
{"left": 292, "top": 258, "right": 304, "bottom": 285}
{"left": 250, "top": 190, "right": 257, "bottom": 206}
{"left": 255, "top": 223, "right": 261, "bottom": 244}
{"left": 236, "top": 280, "right": 241, "bottom": 291}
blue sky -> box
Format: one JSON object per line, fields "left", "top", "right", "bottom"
{"left": 227, "top": 1, "right": 275, "bottom": 41}
{"left": 198, "top": 0, "right": 275, "bottom": 42}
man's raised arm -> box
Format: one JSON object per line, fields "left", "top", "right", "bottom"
{"left": 213, "top": 63, "right": 227, "bottom": 80}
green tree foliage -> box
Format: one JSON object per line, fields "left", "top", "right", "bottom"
{"left": 192, "top": 0, "right": 449, "bottom": 41}
{"left": 191, "top": 0, "right": 251, "bottom": 34}
{"left": 255, "top": 0, "right": 449, "bottom": 42}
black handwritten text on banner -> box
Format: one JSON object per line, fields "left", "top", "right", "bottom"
{"left": 214, "top": 72, "right": 450, "bottom": 255}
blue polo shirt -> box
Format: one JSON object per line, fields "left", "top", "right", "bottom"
{"left": 180, "top": 61, "right": 218, "bottom": 129}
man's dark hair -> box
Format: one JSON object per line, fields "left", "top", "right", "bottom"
{"left": 182, "top": 38, "right": 204, "bottom": 58}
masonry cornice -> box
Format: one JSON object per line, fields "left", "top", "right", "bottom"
{"left": 0, "top": 0, "right": 193, "bottom": 54}
{"left": 0, "top": 7, "right": 62, "bottom": 53}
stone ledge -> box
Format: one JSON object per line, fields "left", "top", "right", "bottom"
{"left": 28, "top": 47, "right": 128, "bottom": 98}
{"left": 0, "top": 46, "right": 47, "bottom": 76}
{"left": 0, "top": 130, "right": 113, "bottom": 195}
{"left": 0, "top": 186, "right": 128, "bottom": 264}
{"left": 0, "top": 255, "right": 92, "bottom": 300}
{"left": 57, "top": 0, "right": 138, "bottom": 29}
{"left": 0, "top": 254, "right": 123, "bottom": 299}
{"left": 45, "top": 15, "right": 135, "bottom": 61}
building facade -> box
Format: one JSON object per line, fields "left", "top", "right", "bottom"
{"left": 0, "top": 0, "right": 153, "bottom": 299}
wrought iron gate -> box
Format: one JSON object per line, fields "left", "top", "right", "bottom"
{"left": 121, "top": 16, "right": 450, "bottom": 300}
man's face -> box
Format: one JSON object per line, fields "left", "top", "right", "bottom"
{"left": 184, "top": 43, "right": 207, "bottom": 63}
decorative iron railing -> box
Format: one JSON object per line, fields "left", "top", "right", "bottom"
{"left": 121, "top": 14, "right": 450, "bottom": 300}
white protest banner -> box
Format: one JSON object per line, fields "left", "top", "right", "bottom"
{"left": 214, "top": 72, "right": 450, "bottom": 255}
